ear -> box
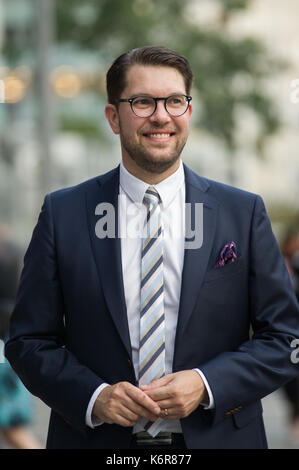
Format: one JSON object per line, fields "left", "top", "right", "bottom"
{"left": 105, "top": 104, "right": 120, "bottom": 134}
{"left": 188, "top": 102, "right": 193, "bottom": 118}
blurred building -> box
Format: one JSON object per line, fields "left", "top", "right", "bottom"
{"left": 186, "top": 0, "right": 299, "bottom": 224}
{"left": 0, "top": 0, "right": 116, "bottom": 246}
{"left": 0, "top": 0, "right": 298, "bottom": 246}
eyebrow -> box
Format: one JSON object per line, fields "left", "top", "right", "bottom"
{"left": 128, "top": 92, "right": 186, "bottom": 98}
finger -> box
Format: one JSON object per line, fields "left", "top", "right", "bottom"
{"left": 155, "top": 398, "right": 175, "bottom": 410}
{"left": 115, "top": 396, "right": 160, "bottom": 424}
{"left": 159, "top": 409, "right": 181, "bottom": 420}
{"left": 110, "top": 383, "right": 161, "bottom": 421}
{"left": 159, "top": 407, "right": 182, "bottom": 420}
{"left": 126, "top": 386, "right": 161, "bottom": 416}
{"left": 114, "top": 381, "right": 161, "bottom": 416}
{"left": 140, "top": 374, "right": 173, "bottom": 391}
{"left": 109, "top": 397, "right": 143, "bottom": 427}
{"left": 118, "top": 409, "right": 140, "bottom": 426}
{"left": 126, "top": 401, "right": 161, "bottom": 422}
{"left": 142, "top": 386, "right": 172, "bottom": 402}
{"left": 159, "top": 408, "right": 171, "bottom": 420}
{"left": 118, "top": 406, "right": 140, "bottom": 424}
{"left": 103, "top": 403, "right": 139, "bottom": 427}
{"left": 114, "top": 412, "right": 139, "bottom": 427}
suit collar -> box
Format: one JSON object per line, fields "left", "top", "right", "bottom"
{"left": 183, "top": 163, "right": 211, "bottom": 194}
{"left": 119, "top": 160, "right": 185, "bottom": 209}
{"left": 89, "top": 164, "right": 218, "bottom": 366}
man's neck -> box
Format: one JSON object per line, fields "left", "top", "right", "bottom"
{"left": 121, "top": 158, "right": 181, "bottom": 185}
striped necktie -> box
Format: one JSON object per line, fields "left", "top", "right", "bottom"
{"left": 138, "top": 186, "right": 166, "bottom": 437}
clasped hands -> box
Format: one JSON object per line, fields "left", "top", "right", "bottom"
{"left": 92, "top": 370, "right": 207, "bottom": 427}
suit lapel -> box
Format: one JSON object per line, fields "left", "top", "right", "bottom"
{"left": 85, "top": 164, "right": 217, "bottom": 366}
{"left": 85, "top": 167, "right": 133, "bottom": 360}
{"left": 174, "top": 166, "right": 219, "bottom": 354}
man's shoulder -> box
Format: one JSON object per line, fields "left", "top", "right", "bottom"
{"left": 206, "top": 177, "right": 258, "bottom": 202}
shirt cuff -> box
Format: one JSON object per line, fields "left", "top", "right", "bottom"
{"left": 85, "top": 383, "right": 110, "bottom": 428}
{"left": 193, "top": 368, "right": 215, "bottom": 409}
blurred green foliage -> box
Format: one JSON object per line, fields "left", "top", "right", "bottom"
{"left": 55, "top": 0, "right": 283, "bottom": 152}
{"left": 1, "top": 0, "right": 284, "bottom": 153}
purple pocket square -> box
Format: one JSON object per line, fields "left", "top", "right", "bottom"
{"left": 215, "top": 241, "right": 237, "bottom": 268}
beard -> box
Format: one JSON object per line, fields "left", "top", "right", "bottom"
{"left": 119, "top": 124, "right": 188, "bottom": 174}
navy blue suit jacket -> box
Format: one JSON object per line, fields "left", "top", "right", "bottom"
{"left": 5, "top": 165, "right": 299, "bottom": 449}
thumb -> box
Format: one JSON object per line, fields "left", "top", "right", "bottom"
{"left": 140, "top": 374, "right": 173, "bottom": 390}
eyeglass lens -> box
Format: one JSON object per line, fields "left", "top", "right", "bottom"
{"left": 132, "top": 95, "right": 189, "bottom": 117}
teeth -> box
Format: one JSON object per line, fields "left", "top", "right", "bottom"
{"left": 148, "top": 133, "right": 171, "bottom": 138}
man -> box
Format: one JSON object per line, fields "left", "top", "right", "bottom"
{"left": 5, "top": 46, "right": 299, "bottom": 449}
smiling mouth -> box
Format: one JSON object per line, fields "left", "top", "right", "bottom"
{"left": 143, "top": 132, "right": 175, "bottom": 140}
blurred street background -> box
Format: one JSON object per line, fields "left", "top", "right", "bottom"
{"left": 0, "top": 0, "right": 299, "bottom": 449}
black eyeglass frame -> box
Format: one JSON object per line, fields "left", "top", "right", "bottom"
{"left": 117, "top": 94, "right": 192, "bottom": 117}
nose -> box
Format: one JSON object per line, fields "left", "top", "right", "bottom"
{"left": 149, "top": 99, "right": 171, "bottom": 123}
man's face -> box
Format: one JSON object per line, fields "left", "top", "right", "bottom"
{"left": 105, "top": 65, "right": 192, "bottom": 176}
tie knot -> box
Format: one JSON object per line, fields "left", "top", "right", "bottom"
{"left": 143, "top": 186, "right": 160, "bottom": 208}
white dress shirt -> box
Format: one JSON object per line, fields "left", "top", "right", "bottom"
{"left": 86, "top": 160, "right": 214, "bottom": 430}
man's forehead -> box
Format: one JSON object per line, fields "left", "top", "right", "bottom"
{"left": 123, "top": 64, "right": 186, "bottom": 96}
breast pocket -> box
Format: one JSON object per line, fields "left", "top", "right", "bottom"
{"left": 203, "top": 256, "right": 245, "bottom": 284}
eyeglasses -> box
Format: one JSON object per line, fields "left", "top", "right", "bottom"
{"left": 117, "top": 94, "right": 192, "bottom": 118}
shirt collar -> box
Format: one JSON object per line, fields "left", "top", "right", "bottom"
{"left": 119, "top": 160, "right": 184, "bottom": 209}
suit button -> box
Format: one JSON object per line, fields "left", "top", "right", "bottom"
{"left": 127, "top": 358, "right": 132, "bottom": 366}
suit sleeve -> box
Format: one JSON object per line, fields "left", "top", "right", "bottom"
{"left": 5, "top": 195, "right": 104, "bottom": 434}
{"left": 199, "top": 195, "right": 299, "bottom": 426}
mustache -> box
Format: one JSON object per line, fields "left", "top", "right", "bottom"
{"left": 141, "top": 128, "right": 176, "bottom": 134}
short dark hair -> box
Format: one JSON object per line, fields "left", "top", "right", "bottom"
{"left": 106, "top": 45, "right": 193, "bottom": 105}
